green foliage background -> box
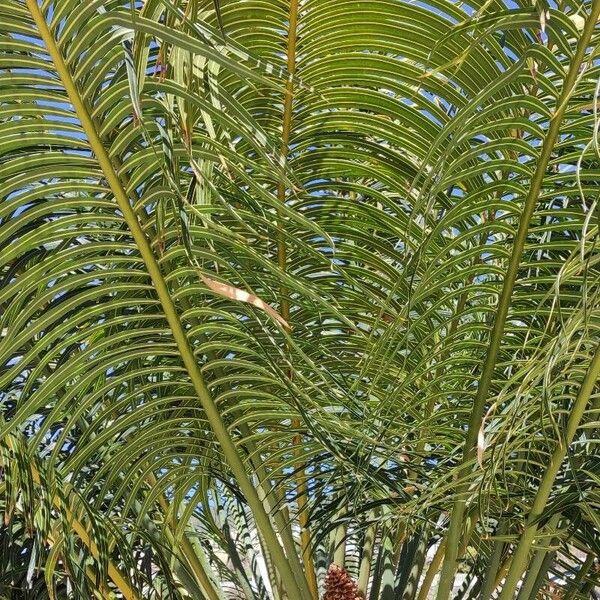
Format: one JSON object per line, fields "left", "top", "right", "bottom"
{"left": 0, "top": 0, "right": 599, "bottom": 598}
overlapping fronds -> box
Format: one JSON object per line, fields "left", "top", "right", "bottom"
{"left": 1, "top": 0, "right": 600, "bottom": 598}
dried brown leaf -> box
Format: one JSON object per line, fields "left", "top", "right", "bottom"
{"left": 199, "top": 273, "right": 291, "bottom": 331}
